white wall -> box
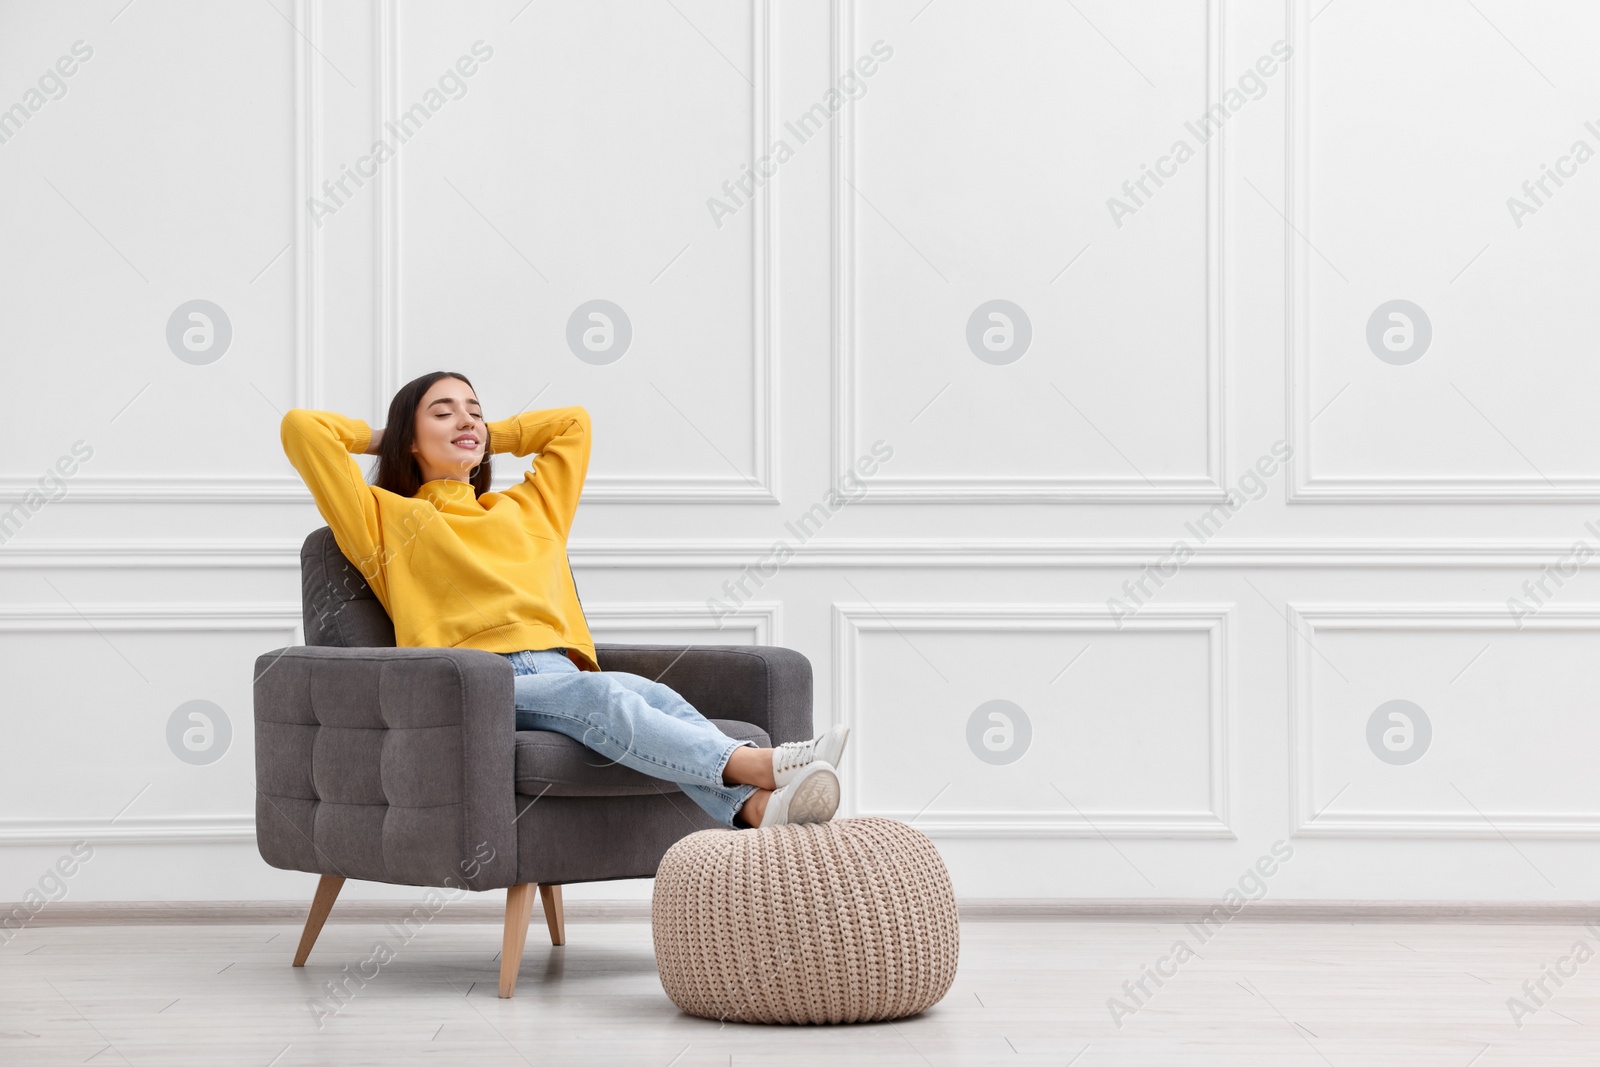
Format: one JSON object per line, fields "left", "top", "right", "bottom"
{"left": 4, "top": 0, "right": 1600, "bottom": 904}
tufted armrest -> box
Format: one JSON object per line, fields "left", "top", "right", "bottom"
{"left": 252, "top": 646, "right": 518, "bottom": 891}
{"left": 593, "top": 644, "right": 814, "bottom": 747}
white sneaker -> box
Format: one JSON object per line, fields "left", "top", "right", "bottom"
{"left": 758, "top": 761, "right": 840, "bottom": 827}
{"left": 772, "top": 724, "right": 851, "bottom": 788}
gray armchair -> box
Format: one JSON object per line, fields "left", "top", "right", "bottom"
{"left": 253, "top": 526, "right": 814, "bottom": 996}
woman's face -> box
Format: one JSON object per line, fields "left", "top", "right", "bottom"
{"left": 410, "top": 377, "right": 485, "bottom": 484}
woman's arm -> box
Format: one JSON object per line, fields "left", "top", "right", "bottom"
{"left": 484, "top": 406, "right": 591, "bottom": 540}
{"left": 281, "top": 409, "right": 388, "bottom": 594}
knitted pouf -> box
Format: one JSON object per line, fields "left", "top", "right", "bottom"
{"left": 651, "top": 816, "right": 959, "bottom": 1024}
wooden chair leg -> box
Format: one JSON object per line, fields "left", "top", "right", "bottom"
{"left": 499, "top": 882, "right": 537, "bottom": 998}
{"left": 539, "top": 883, "right": 565, "bottom": 946}
{"left": 292, "top": 874, "right": 344, "bottom": 967}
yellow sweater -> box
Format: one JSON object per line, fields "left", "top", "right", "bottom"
{"left": 280, "top": 405, "right": 598, "bottom": 672}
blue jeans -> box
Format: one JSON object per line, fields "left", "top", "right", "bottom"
{"left": 501, "top": 648, "right": 759, "bottom": 829}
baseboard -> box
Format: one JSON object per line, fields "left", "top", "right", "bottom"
{"left": 10, "top": 898, "right": 1600, "bottom": 926}
{"left": 957, "top": 900, "right": 1600, "bottom": 923}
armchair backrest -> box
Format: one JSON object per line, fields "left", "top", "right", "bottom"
{"left": 300, "top": 526, "right": 397, "bottom": 648}
{"left": 299, "top": 524, "right": 590, "bottom": 651}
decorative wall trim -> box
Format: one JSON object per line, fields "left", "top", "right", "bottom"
{"left": 0, "top": 3, "right": 324, "bottom": 505}
{"left": 0, "top": 815, "right": 257, "bottom": 846}
{"left": 572, "top": 538, "right": 1600, "bottom": 568}
{"left": 0, "top": 479, "right": 311, "bottom": 504}
{"left": 833, "top": 602, "right": 1234, "bottom": 837}
{"left": 5, "top": 537, "right": 1599, "bottom": 569}
{"left": 8, "top": 1, "right": 774, "bottom": 505}
{"left": 0, "top": 604, "right": 301, "bottom": 846}
{"left": 586, "top": 600, "right": 780, "bottom": 646}
{"left": 295, "top": 0, "right": 324, "bottom": 413}
{"left": 831, "top": 0, "right": 1228, "bottom": 502}
{"left": 1288, "top": 602, "right": 1600, "bottom": 837}
{"left": 1283, "top": 0, "right": 1600, "bottom": 502}
{"left": 375, "top": 0, "right": 399, "bottom": 419}
{"left": 0, "top": 541, "right": 307, "bottom": 568}
{"left": 0, "top": 603, "right": 303, "bottom": 631}
{"left": 380, "top": 0, "right": 778, "bottom": 503}
{"left": 0, "top": 604, "right": 771, "bottom": 845}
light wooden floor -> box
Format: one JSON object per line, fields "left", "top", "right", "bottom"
{"left": 3, "top": 919, "right": 1596, "bottom": 1065}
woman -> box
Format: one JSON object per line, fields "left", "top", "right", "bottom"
{"left": 280, "top": 370, "right": 847, "bottom": 829}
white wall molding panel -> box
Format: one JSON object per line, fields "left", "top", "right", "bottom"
{"left": 6, "top": 0, "right": 1600, "bottom": 905}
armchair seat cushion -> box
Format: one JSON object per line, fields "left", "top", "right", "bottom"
{"left": 513, "top": 720, "right": 771, "bottom": 797}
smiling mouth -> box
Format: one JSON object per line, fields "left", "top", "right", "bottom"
{"left": 452, "top": 435, "right": 480, "bottom": 449}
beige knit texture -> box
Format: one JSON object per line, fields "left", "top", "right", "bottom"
{"left": 651, "top": 816, "right": 959, "bottom": 1024}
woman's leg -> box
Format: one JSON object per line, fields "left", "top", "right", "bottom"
{"left": 511, "top": 668, "right": 759, "bottom": 828}
{"left": 601, "top": 671, "right": 787, "bottom": 818}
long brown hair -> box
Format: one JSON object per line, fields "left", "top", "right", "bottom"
{"left": 372, "top": 371, "right": 494, "bottom": 499}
